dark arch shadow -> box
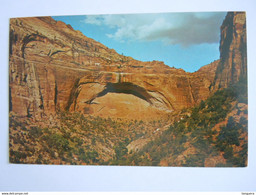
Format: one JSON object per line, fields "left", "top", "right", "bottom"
{"left": 91, "top": 82, "right": 152, "bottom": 104}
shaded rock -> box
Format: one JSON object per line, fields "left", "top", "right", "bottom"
{"left": 211, "top": 12, "right": 247, "bottom": 90}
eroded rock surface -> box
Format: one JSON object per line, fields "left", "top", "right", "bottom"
{"left": 211, "top": 12, "right": 247, "bottom": 90}
{"left": 9, "top": 16, "right": 227, "bottom": 120}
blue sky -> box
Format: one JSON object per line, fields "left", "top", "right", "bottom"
{"left": 52, "top": 12, "right": 226, "bottom": 72}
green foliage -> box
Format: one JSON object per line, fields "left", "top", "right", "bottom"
{"left": 86, "top": 150, "right": 99, "bottom": 163}
{"left": 127, "top": 81, "right": 248, "bottom": 167}
{"left": 46, "top": 133, "right": 70, "bottom": 152}
{"left": 10, "top": 149, "right": 27, "bottom": 163}
{"left": 36, "top": 154, "right": 43, "bottom": 164}
{"left": 217, "top": 117, "right": 240, "bottom": 147}
{"left": 9, "top": 77, "right": 247, "bottom": 166}
{"left": 239, "top": 116, "right": 247, "bottom": 128}
{"left": 215, "top": 115, "right": 247, "bottom": 166}
{"left": 184, "top": 154, "right": 205, "bottom": 167}
{"left": 29, "top": 126, "right": 43, "bottom": 138}
{"left": 114, "top": 141, "right": 128, "bottom": 160}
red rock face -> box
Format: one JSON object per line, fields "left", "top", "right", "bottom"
{"left": 211, "top": 12, "right": 247, "bottom": 90}
{"left": 9, "top": 16, "right": 219, "bottom": 120}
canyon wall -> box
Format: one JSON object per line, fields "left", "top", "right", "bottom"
{"left": 211, "top": 12, "right": 247, "bottom": 90}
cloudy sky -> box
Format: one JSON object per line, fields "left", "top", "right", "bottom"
{"left": 53, "top": 12, "right": 227, "bottom": 72}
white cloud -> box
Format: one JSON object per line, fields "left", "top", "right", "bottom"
{"left": 83, "top": 12, "right": 227, "bottom": 46}
{"left": 83, "top": 15, "right": 103, "bottom": 25}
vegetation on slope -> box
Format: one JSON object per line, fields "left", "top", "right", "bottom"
{"left": 106, "top": 78, "right": 248, "bottom": 167}
{"left": 9, "top": 111, "right": 168, "bottom": 165}
{"left": 9, "top": 79, "right": 247, "bottom": 167}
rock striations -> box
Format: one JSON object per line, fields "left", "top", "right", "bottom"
{"left": 9, "top": 12, "right": 246, "bottom": 120}
{"left": 211, "top": 12, "right": 247, "bottom": 90}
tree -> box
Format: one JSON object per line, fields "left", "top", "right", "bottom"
{"left": 114, "top": 141, "right": 128, "bottom": 160}
{"left": 218, "top": 116, "right": 240, "bottom": 146}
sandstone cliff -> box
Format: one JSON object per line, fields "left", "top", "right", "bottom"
{"left": 211, "top": 12, "right": 247, "bottom": 90}
{"left": 9, "top": 16, "right": 219, "bottom": 120}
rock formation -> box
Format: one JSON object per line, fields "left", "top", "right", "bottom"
{"left": 211, "top": 12, "right": 247, "bottom": 90}
{"left": 9, "top": 12, "right": 245, "bottom": 120}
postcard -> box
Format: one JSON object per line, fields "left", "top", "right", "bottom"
{"left": 9, "top": 12, "right": 247, "bottom": 167}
